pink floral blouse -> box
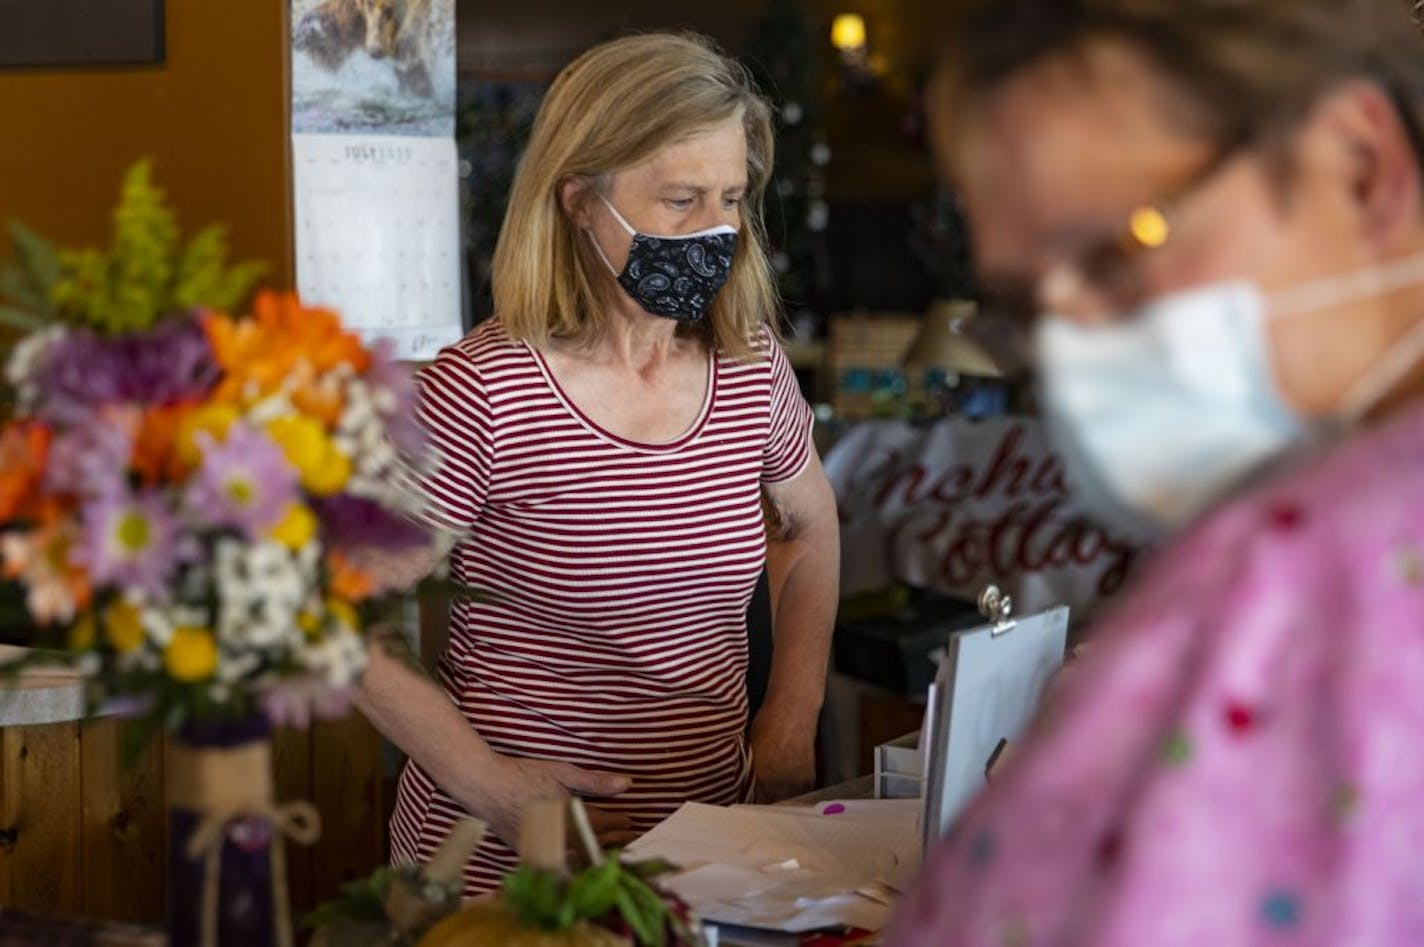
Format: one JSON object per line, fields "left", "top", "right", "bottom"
{"left": 887, "top": 401, "right": 1424, "bottom": 946}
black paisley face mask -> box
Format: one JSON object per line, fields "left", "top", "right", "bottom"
{"left": 590, "top": 195, "right": 738, "bottom": 322}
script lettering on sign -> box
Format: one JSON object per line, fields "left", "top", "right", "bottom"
{"left": 825, "top": 417, "right": 1138, "bottom": 616}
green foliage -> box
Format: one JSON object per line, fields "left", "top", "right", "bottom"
{"left": 172, "top": 225, "right": 268, "bottom": 314}
{"left": 0, "top": 159, "right": 267, "bottom": 336}
{"left": 501, "top": 856, "right": 684, "bottom": 947}
{"left": 0, "top": 222, "right": 61, "bottom": 331}
{"left": 301, "top": 866, "right": 399, "bottom": 929}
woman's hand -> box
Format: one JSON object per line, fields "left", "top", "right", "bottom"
{"left": 470, "top": 755, "right": 637, "bottom": 851}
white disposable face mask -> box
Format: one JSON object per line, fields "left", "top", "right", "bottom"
{"left": 1035, "top": 254, "right": 1424, "bottom": 543}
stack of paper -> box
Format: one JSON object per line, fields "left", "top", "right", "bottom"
{"left": 626, "top": 798, "right": 921, "bottom": 935}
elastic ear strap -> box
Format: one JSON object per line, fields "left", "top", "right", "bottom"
{"left": 586, "top": 228, "right": 621, "bottom": 277}
{"left": 598, "top": 193, "right": 637, "bottom": 236}
{"left": 1338, "top": 313, "right": 1424, "bottom": 422}
{"left": 1270, "top": 249, "right": 1424, "bottom": 320}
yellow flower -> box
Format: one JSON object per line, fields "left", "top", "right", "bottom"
{"left": 165, "top": 626, "right": 218, "bottom": 683}
{"left": 298, "top": 609, "right": 322, "bottom": 641}
{"left": 265, "top": 414, "right": 324, "bottom": 465}
{"left": 68, "top": 611, "right": 96, "bottom": 651}
{"left": 326, "top": 597, "right": 360, "bottom": 633}
{"left": 265, "top": 415, "right": 350, "bottom": 495}
{"left": 103, "top": 600, "right": 146, "bottom": 654}
{"left": 302, "top": 448, "right": 350, "bottom": 496}
{"left": 269, "top": 503, "right": 317, "bottom": 550}
{"left": 176, "top": 403, "right": 240, "bottom": 468}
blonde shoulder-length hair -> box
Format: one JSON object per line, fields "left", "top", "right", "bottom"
{"left": 492, "top": 32, "right": 778, "bottom": 361}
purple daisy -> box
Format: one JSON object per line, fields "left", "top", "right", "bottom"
{"left": 80, "top": 487, "right": 181, "bottom": 598}
{"left": 365, "top": 338, "right": 427, "bottom": 456}
{"left": 32, "top": 314, "right": 219, "bottom": 423}
{"left": 44, "top": 407, "right": 135, "bottom": 498}
{"left": 312, "top": 493, "right": 430, "bottom": 551}
{"left": 186, "top": 423, "right": 299, "bottom": 537}
{"left": 259, "top": 678, "right": 354, "bottom": 730}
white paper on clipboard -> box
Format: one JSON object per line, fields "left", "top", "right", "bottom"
{"left": 922, "top": 605, "right": 1069, "bottom": 844}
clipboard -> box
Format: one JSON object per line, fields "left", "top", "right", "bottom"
{"left": 921, "top": 587, "right": 1069, "bottom": 847}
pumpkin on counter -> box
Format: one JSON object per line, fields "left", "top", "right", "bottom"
{"left": 417, "top": 899, "right": 629, "bottom": 947}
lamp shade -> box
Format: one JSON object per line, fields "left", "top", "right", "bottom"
{"left": 902, "top": 299, "right": 1004, "bottom": 378}
{"left": 831, "top": 13, "right": 867, "bottom": 51}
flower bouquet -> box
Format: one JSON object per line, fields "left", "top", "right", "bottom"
{"left": 0, "top": 160, "right": 448, "bottom": 946}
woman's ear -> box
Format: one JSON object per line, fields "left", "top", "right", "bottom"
{"left": 1305, "top": 81, "right": 1423, "bottom": 253}
{"left": 559, "top": 176, "right": 593, "bottom": 229}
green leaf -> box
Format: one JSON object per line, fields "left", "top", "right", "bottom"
{"left": 502, "top": 867, "right": 571, "bottom": 931}
{"left": 567, "top": 858, "right": 621, "bottom": 918}
{"left": 501, "top": 858, "right": 677, "bottom": 943}
{"left": 0, "top": 304, "right": 44, "bottom": 331}
{"left": 0, "top": 221, "right": 62, "bottom": 326}
{"left": 301, "top": 865, "right": 397, "bottom": 929}
{"left": 614, "top": 885, "right": 660, "bottom": 947}
{"left": 171, "top": 225, "right": 266, "bottom": 313}
{"left": 7, "top": 221, "right": 61, "bottom": 293}
{"left": 622, "top": 874, "right": 670, "bottom": 947}
{"left": 554, "top": 898, "right": 577, "bottom": 930}
{"left": 0, "top": 269, "right": 44, "bottom": 312}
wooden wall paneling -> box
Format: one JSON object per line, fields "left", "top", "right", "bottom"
{"left": 309, "top": 713, "right": 387, "bottom": 907}
{"left": 0, "top": 725, "right": 9, "bottom": 904}
{"left": 271, "top": 726, "right": 315, "bottom": 915}
{"left": 2, "top": 722, "right": 84, "bottom": 913}
{"left": 79, "top": 719, "right": 165, "bottom": 922}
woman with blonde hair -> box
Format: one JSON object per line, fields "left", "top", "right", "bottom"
{"left": 357, "top": 31, "right": 840, "bottom": 894}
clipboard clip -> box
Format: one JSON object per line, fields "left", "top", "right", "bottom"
{"left": 977, "top": 584, "right": 1017, "bottom": 636}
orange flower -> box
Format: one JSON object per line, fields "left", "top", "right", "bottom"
{"left": 1, "top": 512, "right": 92, "bottom": 625}
{"left": 203, "top": 312, "right": 293, "bottom": 404}
{"left": 251, "top": 291, "right": 370, "bottom": 376}
{"left": 0, "top": 422, "right": 51, "bottom": 521}
{"left": 290, "top": 366, "right": 346, "bottom": 428}
{"left": 327, "top": 550, "right": 376, "bottom": 602}
{"left": 204, "top": 292, "right": 370, "bottom": 408}
{"left": 132, "top": 402, "right": 196, "bottom": 483}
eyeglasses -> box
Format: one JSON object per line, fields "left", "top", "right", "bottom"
{"left": 966, "top": 142, "right": 1246, "bottom": 375}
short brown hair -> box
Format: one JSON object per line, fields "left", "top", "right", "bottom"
{"left": 492, "top": 32, "right": 777, "bottom": 360}
{"left": 937, "top": 0, "right": 1424, "bottom": 158}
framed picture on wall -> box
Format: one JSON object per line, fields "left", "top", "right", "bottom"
{"left": 0, "top": 0, "right": 165, "bottom": 68}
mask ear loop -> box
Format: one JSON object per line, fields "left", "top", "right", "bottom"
{"left": 1265, "top": 249, "right": 1424, "bottom": 422}
{"left": 1336, "top": 314, "right": 1424, "bottom": 423}
{"left": 598, "top": 193, "right": 638, "bottom": 237}
{"left": 1269, "top": 251, "right": 1424, "bottom": 320}
{"left": 586, "top": 193, "right": 637, "bottom": 277}
{"left": 586, "top": 229, "right": 622, "bottom": 278}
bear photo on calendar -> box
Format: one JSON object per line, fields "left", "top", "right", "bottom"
{"left": 291, "top": 0, "right": 456, "bottom": 137}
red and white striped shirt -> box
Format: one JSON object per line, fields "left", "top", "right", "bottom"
{"left": 389, "top": 319, "right": 813, "bottom": 894}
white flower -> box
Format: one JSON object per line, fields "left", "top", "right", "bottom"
{"left": 5, "top": 326, "right": 62, "bottom": 406}
{"left": 370, "top": 387, "right": 396, "bottom": 414}
{"left": 245, "top": 393, "right": 296, "bottom": 426}
{"left": 297, "top": 626, "right": 368, "bottom": 689}
{"left": 215, "top": 650, "right": 261, "bottom": 684}
{"left": 139, "top": 605, "right": 175, "bottom": 648}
